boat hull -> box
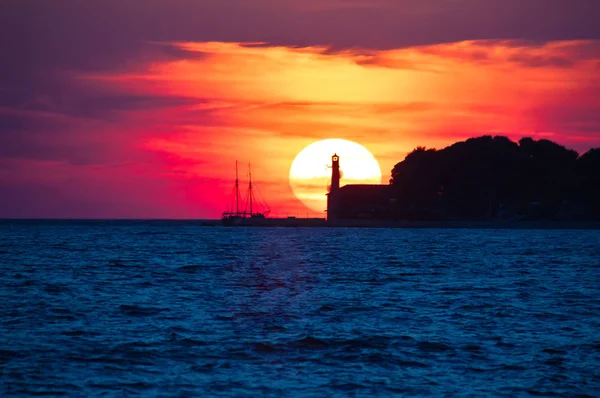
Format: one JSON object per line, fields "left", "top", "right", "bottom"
{"left": 221, "top": 217, "right": 326, "bottom": 227}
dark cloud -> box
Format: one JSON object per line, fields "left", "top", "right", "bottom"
{"left": 63, "top": 95, "right": 202, "bottom": 119}
{"left": 0, "top": 91, "right": 223, "bottom": 167}
{"left": 0, "top": 113, "right": 31, "bottom": 132}
{"left": 0, "top": 93, "right": 200, "bottom": 126}
{"left": 508, "top": 54, "right": 574, "bottom": 68}
{"left": 2, "top": 0, "right": 598, "bottom": 108}
{"left": 0, "top": 105, "right": 149, "bottom": 166}
{"left": 4, "top": 0, "right": 600, "bottom": 69}
{"left": 0, "top": 127, "right": 117, "bottom": 166}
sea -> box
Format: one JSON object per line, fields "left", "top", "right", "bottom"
{"left": 1, "top": 220, "right": 599, "bottom": 397}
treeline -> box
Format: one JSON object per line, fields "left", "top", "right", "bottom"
{"left": 390, "top": 136, "right": 600, "bottom": 220}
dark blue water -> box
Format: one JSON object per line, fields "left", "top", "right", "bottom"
{"left": 1, "top": 221, "right": 599, "bottom": 396}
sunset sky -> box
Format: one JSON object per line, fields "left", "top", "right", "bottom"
{"left": 2, "top": 0, "right": 600, "bottom": 218}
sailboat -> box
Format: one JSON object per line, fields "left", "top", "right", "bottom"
{"left": 221, "top": 161, "right": 270, "bottom": 226}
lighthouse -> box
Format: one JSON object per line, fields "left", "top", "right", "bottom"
{"left": 327, "top": 153, "right": 341, "bottom": 221}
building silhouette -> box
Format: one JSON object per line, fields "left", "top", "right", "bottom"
{"left": 326, "top": 153, "right": 392, "bottom": 222}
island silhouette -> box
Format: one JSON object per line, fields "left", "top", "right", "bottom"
{"left": 330, "top": 136, "right": 600, "bottom": 223}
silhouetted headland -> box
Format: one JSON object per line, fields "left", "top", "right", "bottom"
{"left": 327, "top": 136, "right": 599, "bottom": 227}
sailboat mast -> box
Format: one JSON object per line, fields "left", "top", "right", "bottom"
{"left": 248, "top": 163, "right": 253, "bottom": 215}
{"left": 235, "top": 160, "right": 239, "bottom": 215}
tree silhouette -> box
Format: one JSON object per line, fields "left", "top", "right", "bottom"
{"left": 389, "top": 136, "right": 599, "bottom": 220}
{"left": 576, "top": 148, "right": 600, "bottom": 219}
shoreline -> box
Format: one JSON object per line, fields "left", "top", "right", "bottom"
{"left": 207, "top": 218, "right": 600, "bottom": 230}
{"left": 1, "top": 218, "right": 599, "bottom": 230}
{"left": 327, "top": 219, "right": 600, "bottom": 230}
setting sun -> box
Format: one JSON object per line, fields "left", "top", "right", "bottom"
{"left": 289, "top": 139, "right": 382, "bottom": 212}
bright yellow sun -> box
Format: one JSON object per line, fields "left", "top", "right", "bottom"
{"left": 289, "top": 139, "right": 382, "bottom": 212}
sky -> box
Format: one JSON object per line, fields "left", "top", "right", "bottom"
{"left": 1, "top": 0, "right": 600, "bottom": 218}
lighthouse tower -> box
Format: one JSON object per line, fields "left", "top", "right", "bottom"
{"left": 327, "top": 153, "right": 341, "bottom": 221}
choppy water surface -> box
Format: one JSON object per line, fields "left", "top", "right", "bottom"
{"left": 1, "top": 221, "right": 599, "bottom": 396}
